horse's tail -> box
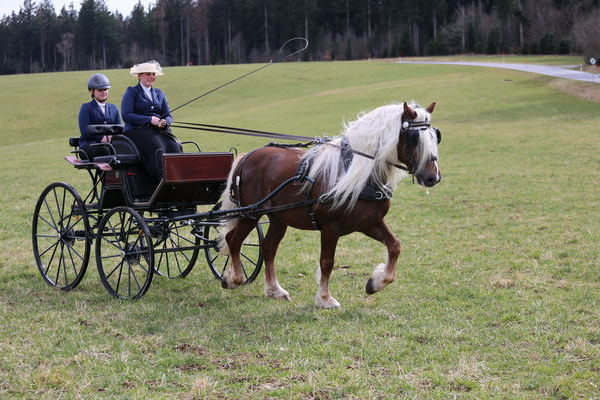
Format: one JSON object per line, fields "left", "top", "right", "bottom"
{"left": 217, "top": 153, "right": 246, "bottom": 255}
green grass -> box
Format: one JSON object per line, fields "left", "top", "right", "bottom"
{"left": 1, "top": 56, "right": 598, "bottom": 399}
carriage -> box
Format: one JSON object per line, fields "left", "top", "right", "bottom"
{"left": 32, "top": 124, "right": 265, "bottom": 299}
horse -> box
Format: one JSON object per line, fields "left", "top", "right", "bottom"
{"left": 218, "top": 102, "right": 441, "bottom": 308}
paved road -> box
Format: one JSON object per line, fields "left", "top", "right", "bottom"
{"left": 398, "top": 60, "right": 600, "bottom": 83}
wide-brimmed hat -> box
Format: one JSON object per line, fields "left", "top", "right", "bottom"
{"left": 129, "top": 60, "right": 164, "bottom": 76}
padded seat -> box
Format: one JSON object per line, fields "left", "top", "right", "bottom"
{"left": 93, "top": 153, "right": 140, "bottom": 166}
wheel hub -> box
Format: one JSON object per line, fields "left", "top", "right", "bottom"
{"left": 124, "top": 243, "right": 141, "bottom": 264}
{"left": 60, "top": 227, "right": 76, "bottom": 246}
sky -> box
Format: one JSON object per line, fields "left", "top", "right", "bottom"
{"left": 0, "top": 0, "right": 155, "bottom": 19}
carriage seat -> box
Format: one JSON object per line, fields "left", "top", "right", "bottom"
{"left": 69, "top": 124, "right": 125, "bottom": 159}
{"left": 92, "top": 135, "right": 141, "bottom": 167}
{"left": 77, "top": 125, "right": 140, "bottom": 167}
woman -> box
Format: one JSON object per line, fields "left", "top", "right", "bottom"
{"left": 78, "top": 73, "right": 122, "bottom": 160}
{"left": 121, "top": 60, "right": 181, "bottom": 181}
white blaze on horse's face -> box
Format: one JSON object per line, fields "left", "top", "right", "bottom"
{"left": 402, "top": 102, "right": 442, "bottom": 188}
{"left": 415, "top": 127, "right": 441, "bottom": 187}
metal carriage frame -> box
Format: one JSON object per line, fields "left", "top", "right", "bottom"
{"left": 32, "top": 125, "right": 268, "bottom": 300}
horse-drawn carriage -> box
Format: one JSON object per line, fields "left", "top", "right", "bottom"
{"left": 32, "top": 102, "right": 442, "bottom": 308}
{"left": 32, "top": 124, "right": 264, "bottom": 299}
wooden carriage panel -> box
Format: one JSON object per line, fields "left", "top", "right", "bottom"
{"left": 150, "top": 181, "right": 226, "bottom": 206}
{"left": 104, "top": 170, "right": 123, "bottom": 186}
{"left": 163, "top": 153, "right": 233, "bottom": 183}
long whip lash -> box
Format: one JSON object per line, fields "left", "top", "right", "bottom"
{"left": 164, "top": 37, "right": 308, "bottom": 118}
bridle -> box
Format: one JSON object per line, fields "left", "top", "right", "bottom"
{"left": 399, "top": 120, "right": 442, "bottom": 175}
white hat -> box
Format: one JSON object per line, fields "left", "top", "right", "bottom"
{"left": 129, "top": 60, "right": 164, "bottom": 76}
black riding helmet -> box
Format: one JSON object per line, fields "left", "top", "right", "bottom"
{"left": 87, "top": 73, "right": 111, "bottom": 90}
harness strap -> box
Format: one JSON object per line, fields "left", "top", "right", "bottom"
{"left": 320, "top": 139, "right": 409, "bottom": 172}
{"left": 228, "top": 147, "right": 263, "bottom": 209}
{"left": 230, "top": 145, "right": 322, "bottom": 229}
{"left": 296, "top": 159, "right": 321, "bottom": 230}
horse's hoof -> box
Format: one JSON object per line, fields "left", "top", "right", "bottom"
{"left": 278, "top": 293, "right": 292, "bottom": 301}
{"left": 268, "top": 291, "right": 291, "bottom": 301}
{"left": 315, "top": 295, "right": 340, "bottom": 309}
{"left": 365, "top": 278, "right": 377, "bottom": 295}
{"left": 221, "top": 278, "right": 241, "bottom": 289}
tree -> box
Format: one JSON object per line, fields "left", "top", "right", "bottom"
{"left": 0, "top": 0, "right": 599, "bottom": 76}
{"left": 16, "top": 0, "right": 37, "bottom": 72}
{"left": 572, "top": 8, "right": 600, "bottom": 59}
{"left": 36, "top": 0, "right": 58, "bottom": 71}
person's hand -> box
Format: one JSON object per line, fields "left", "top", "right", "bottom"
{"left": 151, "top": 116, "right": 160, "bottom": 126}
{"left": 158, "top": 119, "right": 167, "bottom": 128}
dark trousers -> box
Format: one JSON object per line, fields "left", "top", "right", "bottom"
{"left": 126, "top": 127, "right": 182, "bottom": 181}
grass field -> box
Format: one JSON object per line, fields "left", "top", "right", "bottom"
{"left": 0, "top": 57, "right": 598, "bottom": 399}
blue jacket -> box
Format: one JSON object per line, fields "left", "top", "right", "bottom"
{"left": 78, "top": 100, "right": 122, "bottom": 148}
{"left": 121, "top": 84, "right": 173, "bottom": 132}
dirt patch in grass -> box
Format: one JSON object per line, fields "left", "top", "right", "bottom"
{"left": 550, "top": 79, "right": 600, "bottom": 103}
{"left": 175, "top": 343, "right": 208, "bottom": 356}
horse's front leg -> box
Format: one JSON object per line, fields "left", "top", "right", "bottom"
{"left": 221, "top": 218, "right": 256, "bottom": 289}
{"left": 363, "top": 221, "right": 401, "bottom": 294}
{"left": 315, "top": 228, "right": 341, "bottom": 308}
{"left": 263, "top": 218, "right": 291, "bottom": 300}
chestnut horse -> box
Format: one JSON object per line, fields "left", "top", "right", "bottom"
{"left": 219, "top": 102, "right": 441, "bottom": 308}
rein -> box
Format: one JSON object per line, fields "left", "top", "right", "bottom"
{"left": 171, "top": 121, "right": 413, "bottom": 173}
{"left": 171, "top": 121, "right": 316, "bottom": 142}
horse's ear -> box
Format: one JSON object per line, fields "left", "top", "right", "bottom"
{"left": 426, "top": 102, "right": 436, "bottom": 113}
{"left": 403, "top": 102, "right": 417, "bottom": 120}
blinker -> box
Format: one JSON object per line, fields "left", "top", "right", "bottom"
{"left": 401, "top": 121, "right": 441, "bottom": 146}
{"left": 408, "top": 129, "right": 419, "bottom": 147}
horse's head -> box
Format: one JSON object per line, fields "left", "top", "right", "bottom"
{"left": 398, "top": 102, "right": 442, "bottom": 187}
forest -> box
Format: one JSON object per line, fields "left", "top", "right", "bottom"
{"left": 1, "top": 0, "right": 599, "bottom": 75}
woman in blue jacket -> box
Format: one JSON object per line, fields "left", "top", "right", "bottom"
{"left": 78, "top": 73, "right": 122, "bottom": 160}
{"left": 121, "top": 60, "right": 181, "bottom": 181}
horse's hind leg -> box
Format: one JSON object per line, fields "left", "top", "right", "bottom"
{"left": 221, "top": 218, "right": 257, "bottom": 289}
{"left": 262, "top": 217, "right": 291, "bottom": 301}
{"left": 315, "top": 229, "right": 341, "bottom": 308}
{"left": 363, "top": 222, "right": 401, "bottom": 295}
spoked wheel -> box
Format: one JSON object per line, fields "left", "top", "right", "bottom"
{"left": 32, "top": 182, "right": 91, "bottom": 291}
{"left": 95, "top": 207, "right": 154, "bottom": 299}
{"left": 151, "top": 219, "right": 200, "bottom": 278}
{"left": 203, "top": 202, "right": 266, "bottom": 284}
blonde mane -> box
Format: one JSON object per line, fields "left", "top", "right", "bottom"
{"left": 301, "top": 102, "right": 437, "bottom": 210}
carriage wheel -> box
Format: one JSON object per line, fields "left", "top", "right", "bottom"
{"left": 151, "top": 219, "right": 200, "bottom": 278}
{"left": 32, "top": 182, "right": 91, "bottom": 291}
{"left": 203, "top": 202, "right": 266, "bottom": 284}
{"left": 95, "top": 207, "right": 154, "bottom": 299}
